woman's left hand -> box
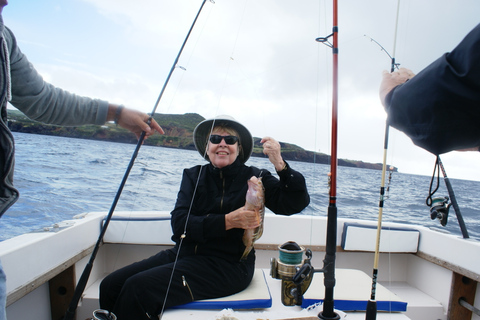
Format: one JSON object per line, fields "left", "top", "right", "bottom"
{"left": 261, "top": 137, "right": 285, "bottom": 171}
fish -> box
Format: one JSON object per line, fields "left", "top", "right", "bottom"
{"left": 240, "top": 176, "right": 265, "bottom": 260}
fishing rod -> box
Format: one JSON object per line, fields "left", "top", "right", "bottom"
{"left": 428, "top": 156, "right": 469, "bottom": 238}
{"left": 365, "top": 1, "right": 400, "bottom": 320}
{"left": 62, "top": 1, "right": 213, "bottom": 319}
{"left": 315, "top": 0, "right": 340, "bottom": 319}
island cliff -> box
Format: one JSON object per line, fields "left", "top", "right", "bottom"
{"left": 7, "top": 110, "right": 397, "bottom": 171}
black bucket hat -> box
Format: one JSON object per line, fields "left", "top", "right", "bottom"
{"left": 193, "top": 115, "right": 253, "bottom": 164}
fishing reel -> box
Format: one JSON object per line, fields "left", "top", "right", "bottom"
{"left": 92, "top": 309, "right": 117, "bottom": 320}
{"left": 270, "top": 241, "right": 314, "bottom": 306}
{"left": 429, "top": 196, "right": 451, "bottom": 227}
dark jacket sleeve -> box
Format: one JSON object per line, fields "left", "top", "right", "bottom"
{"left": 385, "top": 23, "right": 480, "bottom": 155}
{"left": 262, "top": 161, "right": 310, "bottom": 215}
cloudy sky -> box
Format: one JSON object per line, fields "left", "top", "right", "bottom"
{"left": 4, "top": 0, "right": 480, "bottom": 181}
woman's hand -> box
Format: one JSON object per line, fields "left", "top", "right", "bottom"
{"left": 261, "top": 136, "right": 285, "bottom": 171}
{"left": 225, "top": 207, "right": 260, "bottom": 230}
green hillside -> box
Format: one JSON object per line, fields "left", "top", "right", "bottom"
{"left": 6, "top": 109, "right": 396, "bottom": 171}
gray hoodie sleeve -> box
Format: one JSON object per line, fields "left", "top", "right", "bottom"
{"left": 4, "top": 27, "right": 108, "bottom": 126}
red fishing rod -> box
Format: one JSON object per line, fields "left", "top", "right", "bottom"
{"left": 315, "top": 0, "right": 340, "bottom": 318}
{"left": 62, "top": 1, "right": 213, "bottom": 319}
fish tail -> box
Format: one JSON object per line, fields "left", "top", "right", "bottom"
{"left": 240, "top": 245, "right": 252, "bottom": 260}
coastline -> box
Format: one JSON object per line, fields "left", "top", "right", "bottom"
{"left": 7, "top": 109, "right": 397, "bottom": 172}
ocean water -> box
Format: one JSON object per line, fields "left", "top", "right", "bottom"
{"left": 1, "top": 132, "right": 479, "bottom": 242}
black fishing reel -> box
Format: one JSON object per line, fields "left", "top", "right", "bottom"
{"left": 270, "top": 241, "right": 314, "bottom": 306}
{"left": 429, "top": 196, "right": 451, "bottom": 227}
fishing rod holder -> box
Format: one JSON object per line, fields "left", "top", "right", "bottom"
{"left": 270, "top": 241, "right": 315, "bottom": 306}
{"left": 429, "top": 196, "right": 451, "bottom": 227}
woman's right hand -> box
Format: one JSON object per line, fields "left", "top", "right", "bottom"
{"left": 225, "top": 207, "right": 260, "bottom": 230}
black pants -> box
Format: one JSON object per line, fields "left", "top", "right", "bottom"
{"left": 99, "top": 247, "right": 254, "bottom": 320}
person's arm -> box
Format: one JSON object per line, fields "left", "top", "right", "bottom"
{"left": 259, "top": 136, "right": 310, "bottom": 214}
{"left": 262, "top": 164, "right": 310, "bottom": 215}
{"left": 5, "top": 27, "right": 163, "bottom": 137}
{"left": 381, "top": 23, "right": 480, "bottom": 154}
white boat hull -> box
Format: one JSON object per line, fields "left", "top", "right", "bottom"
{"left": 1, "top": 211, "right": 479, "bottom": 320}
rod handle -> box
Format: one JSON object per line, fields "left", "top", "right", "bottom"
{"left": 365, "top": 300, "right": 377, "bottom": 320}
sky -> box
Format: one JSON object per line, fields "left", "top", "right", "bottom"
{"left": 3, "top": 0, "right": 480, "bottom": 181}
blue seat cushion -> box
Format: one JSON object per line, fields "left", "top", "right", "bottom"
{"left": 172, "top": 269, "right": 272, "bottom": 310}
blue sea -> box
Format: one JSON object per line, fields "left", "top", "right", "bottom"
{"left": 1, "top": 132, "right": 479, "bottom": 242}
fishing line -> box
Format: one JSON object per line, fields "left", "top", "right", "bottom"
{"left": 158, "top": 118, "right": 219, "bottom": 319}
{"left": 112, "top": 0, "right": 218, "bottom": 254}
{"left": 164, "top": 3, "right": 216, "bottom": 113}
{"left": 308, "top": 0, "right": 330, "bottom": 254}
{"left": 159, "top": 2, "right": 258, "bottom": 318}
{"left": 365, "top": 1, "right": 401, "bottom": 320}
{"left": 161, "top": 1, "right": 256, "bottom": 316}
{"left": 170, "top": 0, "right": 250, "bottom": 254}
{"left": 158, "top": 202, "right": 195, "bottom": 318}
{"left": 62, "top": 2, "right": 214, "bottom": 319}
{"left": 216, "top": 0, "right": 250, "bottom": 117}
{"left": 108, "top": 2, "right": 219, "bottom": 275}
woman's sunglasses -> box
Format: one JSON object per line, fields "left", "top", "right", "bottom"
{"left": 209, "top": 135, "right": 239, "bottom": 145}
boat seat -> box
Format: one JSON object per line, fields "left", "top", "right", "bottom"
{"left": 302, "top": 269, "right": 407, "bottom": 311}
{"left": 341, "top": 222, "right": 420, "bottom": 253}
{"left": 78, "top": 268, "right": 272, "bottom": 319}
{"left": 172, "top": 268, "right": 272, "bottom": 309}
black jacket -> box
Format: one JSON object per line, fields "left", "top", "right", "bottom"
{"left": 170, "top": 158, "right": 310, "bottom": 262}
{"left": 386, "top": 23, "right": 480, "bottom": 155}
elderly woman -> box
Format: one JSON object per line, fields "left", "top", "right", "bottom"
{"left": 99, "top": 115, "right": 310, "bottom": 320}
